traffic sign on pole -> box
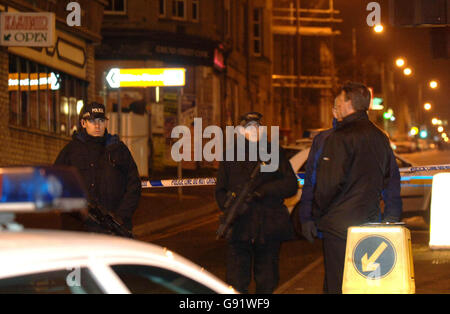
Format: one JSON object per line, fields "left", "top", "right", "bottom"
{"left": 105, "top": 68, "right": 186, "bottom": 88}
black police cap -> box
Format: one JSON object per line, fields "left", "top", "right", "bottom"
{"left": 80, "top": 102, "right": 108, "bottom": 120}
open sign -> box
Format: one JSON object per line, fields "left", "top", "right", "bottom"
{"left": 0, "top": 12, "right": 55, "bottom": 47}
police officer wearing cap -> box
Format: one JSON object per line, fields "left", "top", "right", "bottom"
{"left": 215, "top": 112, "right": 298, "bottom": 294}
{"left": 55, "top": 102, "right": 141, "bottom": 235}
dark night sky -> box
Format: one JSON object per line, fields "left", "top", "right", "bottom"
{"left": 332, "top": 0, "right": 449, "bottom": 122}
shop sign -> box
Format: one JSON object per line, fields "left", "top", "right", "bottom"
{"left": 0, "top": 12, "right": 55, "bottom": 47}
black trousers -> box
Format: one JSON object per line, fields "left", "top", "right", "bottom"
{"left": 226, "top": 241, "right": 281, "bottom": 294}
{"left": 322, "top": 232, "right": 347, "bottom": 294}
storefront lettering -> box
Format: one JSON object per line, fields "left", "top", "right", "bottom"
{"left": 4, "top": 15, "right": 48, "bottom": 31}
{"left": 155, "top": 45, "right": 209, "bottom": 59}
{"left": 6, "top": 32, "right": 48, "bottom": 43}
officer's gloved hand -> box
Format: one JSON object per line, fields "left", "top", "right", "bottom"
{"left": 301, "top": 220, "right": 318, "bottom": 244}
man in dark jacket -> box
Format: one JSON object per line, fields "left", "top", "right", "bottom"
{"left": 54, "top": 102, "right": 141, "bottom": 236}
{"left": 311, "top": 82, "right": 398, "bottom": 293}
{"left": 215, "top": 112, "right": 298, "bottom": 294}
{"left": 298, "top": 118, "right": 402, "bottom": 244}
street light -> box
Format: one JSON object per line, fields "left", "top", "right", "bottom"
{"left": 395, "top": 58, "right": 405, "bottom": 68}
{"left": 424, "top": 103, "right": 432, "bottom": 111}
{"left": 410, "top": 127, "right": 419, "bottom": 136}
{"left": 429, "top": 80, "right": 439, "bottom": 89}
{"left": 438, "top": 126, "right": 444, "bottom": 133}
{"left": 403, "top": 68, "right": 412, "bottom": 76}
{"left": 374, "top": 24, "right": 384, "bottom": 33}
{"left": 432, "top": 118, "right": 439, "bottom": 125}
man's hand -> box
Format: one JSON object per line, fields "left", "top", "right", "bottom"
{"left": 301, "top": 220, "right": 318, "bottom": 244}
{"left": 382, "top": 216, "right": 400, "bottom": 223}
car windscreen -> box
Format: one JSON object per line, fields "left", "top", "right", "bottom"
{"left": 111, "top": 264, "right": 216, "bottom": 294}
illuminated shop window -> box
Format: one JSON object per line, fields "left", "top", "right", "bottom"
{"left": 8, "top": 54, "right": 87, "bottom": 137}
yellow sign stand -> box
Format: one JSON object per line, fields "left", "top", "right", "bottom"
{"left": 342, "top": 224, "right": 415, "bottom": 294}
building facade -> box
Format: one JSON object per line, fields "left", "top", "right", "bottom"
{"left": 272, "top": 0, "right": 340, "bottom": 142}
{"left": 0, "top": 0, "right": 107, "bottom": 166}
{"left": 95, "top": 0, "right": 273, "bottom": 174}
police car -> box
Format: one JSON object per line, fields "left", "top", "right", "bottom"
{"left": 0, "top": 167, "right": 235, "bottom": 294}
{"left": 285, "top": 146, "right": 450, "bottom": 223}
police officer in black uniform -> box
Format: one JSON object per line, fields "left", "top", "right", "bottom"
{"left": 215, "top": 112, "right": 298, "bottom": 294}
{"left": 54, "top": 102, "right": 141, "bottom": 235}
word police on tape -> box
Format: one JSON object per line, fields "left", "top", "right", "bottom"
{"left": 142, "top": 178, "right": 216, "bottom": 188}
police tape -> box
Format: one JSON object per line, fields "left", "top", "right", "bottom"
{"left": 142, "top": 173, "right": 306, "bottom": 188}
{"left": 400, "top": 164, "right": 450, "bottom": 173}
{"left": 141, "top": 165, "right": 450, "bottom": 188}
{"left": 142, "top": 178, "right": 217, "bottom": 188}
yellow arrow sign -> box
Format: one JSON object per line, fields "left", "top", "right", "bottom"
{"left": 361, "top": 241, "right": 388, "bottom": 272}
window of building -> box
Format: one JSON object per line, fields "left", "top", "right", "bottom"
{"left": 192, "top": 0, "right": 199, "bottom": 21}
{"left": 172, "top": 0, "right": 186, "bottom": 19}
{"left": 105, "top": 0, "right": 127, "bottom": 15}
{"left": 253, "top": 8, "right": 262, "bottom": 56}
{"left": 159, "top": 0, "right": 166, "bottom": 17}
{"left": 238, "top": 3, "right": 246, "bottom": 53}
{"left": 8, "top": 54, "right": 88, "bottom": 137}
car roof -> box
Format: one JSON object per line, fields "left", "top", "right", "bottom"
{"left": 0, "top": 230, "right": 230, "bottom": 288}
{"left": 0, "top": 230, "right": 208, "bottom": 267}
{"left": 0, "top": 230, "right": 161, "bottom": 258}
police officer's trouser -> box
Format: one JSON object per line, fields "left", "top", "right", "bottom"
{"left": 226, "top": 240, "right": 281, "bottom": 294}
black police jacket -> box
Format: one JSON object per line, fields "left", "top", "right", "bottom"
{"left": 54, "top": 130, "right": 141, "bottom": 230}
{"left": 215, "top": 141, "right": 298, "bottom": 243}
{"left": 313, "top": 111, "right": 395, "bottom": 239}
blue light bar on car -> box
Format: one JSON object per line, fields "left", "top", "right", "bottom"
{"left": 0, "top": 166, "right": 87, "bottom": 212}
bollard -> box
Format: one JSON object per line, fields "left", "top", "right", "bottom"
{"left": 342, "top": 223, "right": 415, "bottom": 294}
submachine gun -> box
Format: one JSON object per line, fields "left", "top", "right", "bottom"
{"left": 87, "top": 202, "right": 134, "bottom": 238}
{"left": 216, "top": 162, "right": 262, "bottom": 240}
